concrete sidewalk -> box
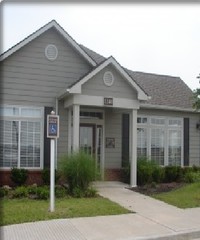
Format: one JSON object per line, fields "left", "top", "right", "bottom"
{"left": 1, "top": 181, "right": 200, "bottom": 240}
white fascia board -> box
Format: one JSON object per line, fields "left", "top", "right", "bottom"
{"left": 64, "top": 94, "right": 140, "bottom": 110}
{"left": 0, "top": 21, "right": 97, "bottom": 67}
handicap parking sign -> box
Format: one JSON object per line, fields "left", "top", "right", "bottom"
{"left": 47, "top": 114, "right": 59, "bottom": 138}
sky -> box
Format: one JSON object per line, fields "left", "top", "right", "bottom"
{"left": 1, "top": 2, "right": 200, "bottom": 90}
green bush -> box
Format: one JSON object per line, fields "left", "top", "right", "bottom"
{"left": 41, "top": 168, "right": 61, "bottom": 185}
{"left": 164, "top": 166, "right": 183, "bottom": 183}
{"left": 27, "top": 185, "right": 38, "bottom": 195}
{"left": 58, "top": 151, "right": 96, "bottom": 193}
{"left": 11, "top": 168, "right": 28, "bottom": 186}
{"left": 55, "top": 185, "right": 67, "bottom": 198}
{"left": 13, "top": 186, "right": 28, "bottom": 198}
{"left": 137, "top": 157, "right": 160, "bottom": 185}
{"left": 36, "top": 186, "right": 49, "bottom": 200}
{"left": 72, "top": 187, "right": 84, "bottom": 198}
{"left": 192, "top": 165, "right": 200, "bottom": 172}
{"left": 152, "top": 166, "right": 165, "bottom": 183}
{"left": 0, "top": 188, "right": 8, "bottom": 198}
{"left": 84, "top": 187, "right": 98, "bottom": 198}
{"left": 184, "top": 171, "right": 200, "bottom": 183}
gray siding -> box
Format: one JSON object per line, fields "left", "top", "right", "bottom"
{"left": 57, "top": 100, "right": 68, "bottom": 159}
{"left": 82, "top": 65, "right": 137, "bottom": 100}
{"left": 105, "top": 109, "right": 122, "bottom": 169}
{"left": 138, "top": 108, "right": 200, "bottom": 166}
{"left": 1, "top": 28, "right": 91, "bottom": 107}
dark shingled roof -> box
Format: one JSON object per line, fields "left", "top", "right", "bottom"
{"left": 81, "top": 45, "right": 194, "bottom": 110}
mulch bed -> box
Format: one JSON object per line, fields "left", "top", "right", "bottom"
{"left": 129, "top": 182, "right": 185, "bottom": 195}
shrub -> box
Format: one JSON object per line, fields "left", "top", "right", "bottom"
{"left": 192, "top": 165, "right": 200, "bottom": 172}
{"left": 72, "top": 187, "right": 84, "bottom": 198}
{"left": 152, "top": 166, "right": 165, "bottom": 183}
{"left": 13, "top": 186, "right": 28, "bottom": 198}
{"left": 0, "top": 188, "right": 7, "bottom": 198}
{"left": 27, "top": 184, "right": 38, "bottom": 195}
{"left": 36, "top": 186, "right": 49, "bottom": 200}
{"left": 11, "top": 168, "right": 28, "bottom": 186}
{"left": 55, "top": 185, "right": 67, "bottom": 198}
{"left": 41, "top": 168, "right": 61, "bottom": 185}
{"left": 184, "top": 171, "right": 200, "bottom": 183}
{"left": 58, "top": 151, "right": 96, "bottom": 193}
{"left": 84, "top": 187, "right": 98, "bottom": 198}
{"left": 137, "top": 157, "right": 160, "bottom": 185}
{"left": 164, "top": 166, "right": 183, "bottom": 183}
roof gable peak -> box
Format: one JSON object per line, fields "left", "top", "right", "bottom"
{"left": 0, "top": 20, "right": 97, "bottom": 66}
{"left": 58, "top": 56, "right": 149, "bottom": 101}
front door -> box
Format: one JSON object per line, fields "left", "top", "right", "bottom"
{"left": 80, "top": 124, "right": 102, "bottom": 170}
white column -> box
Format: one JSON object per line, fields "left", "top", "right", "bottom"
{"left": 130, "top": 109, "right": 137, "bottom": 187}
{"left": 72, "top": 104, "right": 80, "bottom": 152}
{"left": 68, "top": 108, "right": 72, "bottom": 154}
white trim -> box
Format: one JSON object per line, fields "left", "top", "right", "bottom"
{"left": 0, "top": 20, "right": 97, "bottom": 67}
{"left": 64, "top": 94, "right": 140, "bottom": 110}
{"left": 64, "top": 56, "right": 148, "bottom": 101}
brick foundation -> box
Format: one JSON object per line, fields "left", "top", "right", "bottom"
{"left": 104, "top": 169, "right": 123, "bottom": 181}
{"left": 0, "top": 170, "right": 43, "bottom": 187}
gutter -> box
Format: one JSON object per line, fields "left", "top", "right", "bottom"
{"left": 140, "top": 103, "right": 196, "bottom": 113}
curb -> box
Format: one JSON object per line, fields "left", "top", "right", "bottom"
{"left": 134, "top": 229, "right": 200, "bottom": 240}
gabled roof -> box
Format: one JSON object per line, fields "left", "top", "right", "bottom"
{"left": 81, "top": 45, "right": 194, "bottom": 110}
{"left": 0, "top": 20, "right": 97, "bottom": 66}
{"left": 58, "top": 56, "right": 149, "bottom": 101}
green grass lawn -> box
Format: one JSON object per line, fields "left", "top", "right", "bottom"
{"left": 0, "top": 197, "right": 130, "bottom": 226}
{"left": 153, "top": 182, "right": 200, "bottom": 209}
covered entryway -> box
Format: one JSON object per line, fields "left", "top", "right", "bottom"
{"left": 57, "top": 57, "right": 149, "bottom": 187}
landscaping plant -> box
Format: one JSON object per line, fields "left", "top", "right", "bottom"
{"left": 10, "top": 168, "right": 28, "bottom": 186}
{"left": 58, "top": 151, "right": 97, "bottom": 194}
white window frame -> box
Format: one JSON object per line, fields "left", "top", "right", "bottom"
{"left": 0, "top": 105, "right": 44, "bottom": 170}
{"left": 137, "top": 115, "right": 183, "bottom": 166}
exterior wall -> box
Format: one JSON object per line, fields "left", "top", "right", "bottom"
{"left": 1, "top": 28, "right": 91, "bottom": 107}
{"left": 138, "top": 108, "right": 200, "bottom": 166}
{"left": 82, "top": 65, "right": 137, "bottom": 100}
{"left": 104, "top": 109, "right": 123, "bottom": 169}
{"left": 57, "top": 100, "right": 68, "bottom": 160}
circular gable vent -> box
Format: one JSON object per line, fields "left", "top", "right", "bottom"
{"left": 103, "top": 71, "right": 114, "bottom": 86}
{"left": 45, "top": 44, "right": 58, "bottom": 61}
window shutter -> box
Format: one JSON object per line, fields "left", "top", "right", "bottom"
{"left": 184, "top": 118, "right": 189, "bottom": 166}
{"left": 122, "top": 114, "right": 130, "bottom": 167}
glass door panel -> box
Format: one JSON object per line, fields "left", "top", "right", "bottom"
{"left": 80, "top": 126, "right": 93, "bottom": 155}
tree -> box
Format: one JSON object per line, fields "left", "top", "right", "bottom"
{"left": 193, "top": 74, "right": 200, "bottom": 111}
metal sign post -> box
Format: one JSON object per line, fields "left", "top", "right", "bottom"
{"left": 47, "top": 111, "right": 59, "bottom": 212}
